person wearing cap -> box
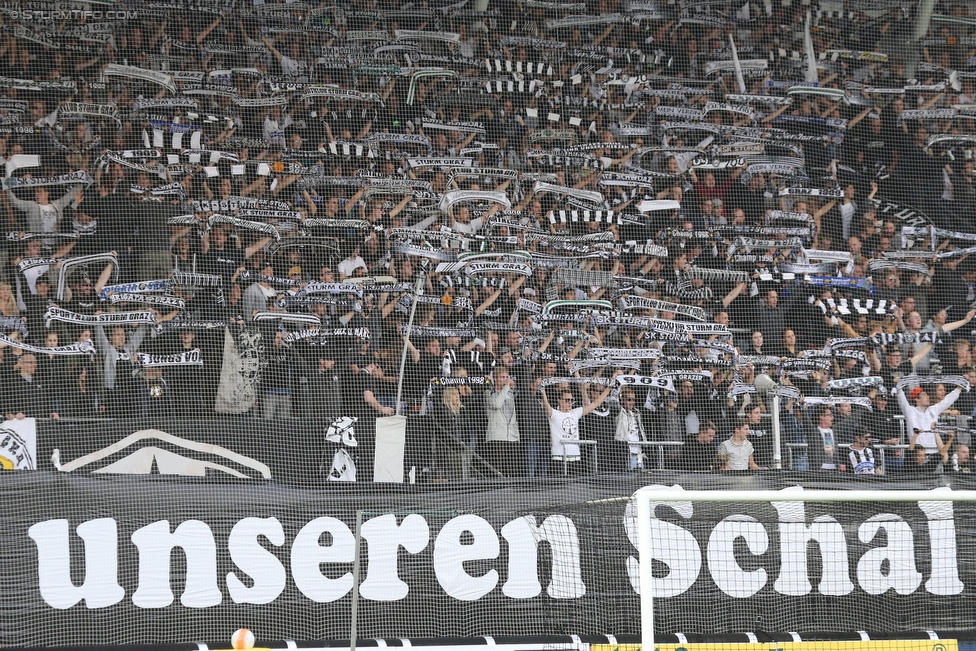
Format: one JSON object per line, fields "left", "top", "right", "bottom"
{"left": 896, "top": 383, "right": 962, "bottom": 454}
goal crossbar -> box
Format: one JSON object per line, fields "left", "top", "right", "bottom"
{"left": 635, "top": 487, "right": 976, "bottom": 651}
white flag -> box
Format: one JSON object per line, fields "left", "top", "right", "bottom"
{"left": 0, "top": 418, "right": 37, "bottom": 470}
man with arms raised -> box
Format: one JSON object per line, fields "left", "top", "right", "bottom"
{"left": 541, "top": 371, "right": 620, "bottom": 474}
{"left": 896, "top": 383, "right": 961, "bottom": 455}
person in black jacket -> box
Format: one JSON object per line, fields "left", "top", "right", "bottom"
{"left": 682, "top": 421, "right": 718, "bottom": 472}
{"left": 804, "top": 403, "right": 840, "bottom": 471}
{"left": 3, "top": 354, "right": 58, "bottom": 420}
{"left": 516, "top": 374, "right": 550, "bottom": 478}
{"left": 432, "top": 386, "right": 468, "bottom": 482}
{"left": 861, "top": 391, "right": 904, "bottom": 473}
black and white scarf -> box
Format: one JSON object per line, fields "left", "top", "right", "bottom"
{"left": 57, "top": 102, "right": 121, "bottom": 125}
{"left": 618, "top": 296, "right": 709, "bottom": 321}
{"left": 867, "top": 259, "right": 930, "bottom": 277}
{"left": 283, "top": 327, "right": 371, "bottom": 345}
{"left": 135, "top": 350, "right": 204, "bottom": 367}
{"left": 871, "top": 332, "right": 940, "bottom": 346}
{"left": 827, "top": 376, "right": 885, "bottom": 392}
{"left": 896, "top": 375, "right": 971, "bottom": 393}
{"left": 396, "top": 324, "right": 480, "bottom": 339}
{"left": 108, "top": 293, "right": 186, "bottom": 310}
{"left": 103, "top": 64, "right": 177, "bottom": 94}
{"left": 539, "top": 375, "right": 618, "bottom": 388}
{"left": 296, "top": 281, "right": 363, "bottom": 298}
{"left": 0, "top": 315, "right": 28, "bottom": 337}
{"left": 661, "top": 370, "right": 714, "bottom": 385}
{"left": 616, "top": 374, "right": 676, "bottom": 392}
{"left": 170, "top": 272, "right": 223, "bottom": 289}
{"left": 0, "top": 333, "right": 95, "bottom": 358}
{"left": 239, "top": 271, "right": 303, "bottom": 288}
{"left": 683, "top": 267, "right": 752, "bottom": 284}
{"left": 45, "top": 307, "right": 156, "bottom": 329}
{"left": 99, "top": 280, "right": 169, "bottom": 300}
{"left": 2, "top": 170, "right": 92, "bottom": 191}
{"left": 252, "top": 312, "right": 322, "bottom": 327}
{"left": 588, "top": 347, "right": 661, "bottom": 360}
{"left": 568, "top": 359, "right": 642, "bottom": 374}
{"left": 208, "top": 214, "right": 281, "bottom": 241}
{"left": 154, "top": 320, "right": 229, "bottom": 335}
{"left": 430, "top": 375, "right": 491, "bottom": 387}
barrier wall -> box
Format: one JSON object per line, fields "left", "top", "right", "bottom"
{"left": 5, "top": 430, "right": 976, "bottom": 647}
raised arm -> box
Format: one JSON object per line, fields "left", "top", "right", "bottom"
{"left": 5, "top": 189, "right": 34, "bottom": 213}
{"left": 910, "top": 341, "right": 934, "bottom": 368}
{"left": 941, "top": 309, "right": 976, "bottom": 334}
{"left": 581, "top": 371, "right": 621, "bottom": 415}
{"left": 244, "top": 236, "right": 273, "bottom": 260}
{"left": 933, "top": 385, "right": 962, "bottom": 415}
{"left": 936, "top": 430, "right": 954, "bottom": 463}
{"left": 722, "top": 281, "right": 748, "bottom": 308}
{"left": 539, "top": 384, "right": 554, "bottom": 418}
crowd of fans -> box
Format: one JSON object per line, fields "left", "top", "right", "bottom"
{"left": 2, "top": 0, "right": 976, "bottom": 480}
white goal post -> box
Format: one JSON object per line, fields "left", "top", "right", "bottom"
{"left": 635, "top": 487, "right": 976, "bottom": 651}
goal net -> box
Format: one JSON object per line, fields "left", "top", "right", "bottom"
{"left": 6, "top": 0, "right": 976, "bottom": 648}
{"left": 634, "top": 487, "right": 976, "bottom": 649}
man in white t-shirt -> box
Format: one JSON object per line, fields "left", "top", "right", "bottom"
{"left": 897, "top": 384, "right": 961, "bottom": 453}
{"left": 338, "top": 245, "right": 368, "bottom": 279}
{"left": 540, "top": 372, "right": 619, "bottom": 473}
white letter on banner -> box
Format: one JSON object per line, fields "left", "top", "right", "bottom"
{"left": 434, "top": 514, "right": 499, "bottom": 601}
{"left": 28, "top": 518, "right": 125, "bottom": 609}
{"left": 706, "top": 515, "right": 769, "bottom": 598}
{"left": 624, "top": 494, "right": 701, "bottom": 597}
{"left": 918, "top": 500, "right": 964, "bottom": 595}
{"left": 500, "top": 515, "right": 584, "bottom": 599}
{"left": 226, "top": 517, "right": 286, "bottom": 604}
{"left": 856, "top": 514, "right": 922, "bottom": 595}
{"left": 772, "top": 502, "right": 854, "bottom": 596}
{"left": 291, "top": 517, "right": 354, "bottom": 602}
{"left": 131, "top": 520, "right": 222, "bottom": 608}
{"left": 359, "top": 514, "right": 429, "bottom": 601}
